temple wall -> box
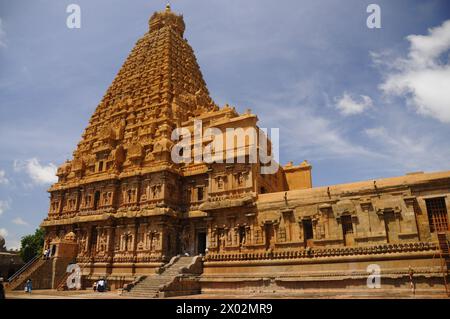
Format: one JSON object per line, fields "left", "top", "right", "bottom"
{"left": 199, "top": 173, "right": 450, "bottom": 295}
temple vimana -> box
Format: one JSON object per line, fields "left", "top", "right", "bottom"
{"left": 6, "top": 5, "right": 449, "bottom": 297}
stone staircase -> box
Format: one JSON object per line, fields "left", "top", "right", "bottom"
{"left": 6, "top": 255, "right": 51, "bottom": 291}
{"left": 124, "top": 256, "right": 200, "bottom": 298}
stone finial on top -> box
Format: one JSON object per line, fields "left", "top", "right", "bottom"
{"left": 300, "top": 160, "right": 311, "bottom": 167}
{"left": 149, "top": 4, "right": 185, "bottom": 37}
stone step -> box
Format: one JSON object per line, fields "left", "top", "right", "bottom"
{"left": 127, "top": 287, "right": 158, "bottom": 292}
{"left": 127, "top": 294, "right": 157, "bottom": 297}
{"left": 131, "top": 288, "right": 159, "bottom": 292}
{"left": 132, "top": 284, "right": 167, "bottom": 291}
{"left": 139, "top": 282, "right": 168, "bottom": 286}
{"left": 140, "top": 279, "right": 171, "bottom": 283}
{"left": 139, "top": 283, "right": 168, "bottom": 286}
{"left": 127, "top": 256, "right": 197, "bottom": 296}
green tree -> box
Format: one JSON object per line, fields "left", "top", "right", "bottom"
{"left": 20, "top": 228, "right": 45, "bottom": 263}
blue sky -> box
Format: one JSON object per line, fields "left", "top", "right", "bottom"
{"left": 1, "top": 0, "right": 450, "bottom": 249}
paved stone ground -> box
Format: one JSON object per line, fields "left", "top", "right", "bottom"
{"left": 5, "top": 289, "right": 449, "bottom": 299}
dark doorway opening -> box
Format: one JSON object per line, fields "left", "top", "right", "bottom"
{"left": 302, "top": 219, "right": 313, "bottom": 247}
{"left": 197, "top": 187, "right": 204, "bottom": 201}
{"left": 238, "top": 226, "right": 246, "bottom": 246}
{"left": 264, "top": 223, "right": 274, "bottom": 250}
{"left": 197, "top": 232, "right": 207, "bottom": 255}
{"left": 51, "top": 244, "right": 57, "bottom": 257}
{"left": 90, "top": 228, "right": 98, "bottom": 253}
{"left": 93, "top": 191, "right": 100, "bottom": 210}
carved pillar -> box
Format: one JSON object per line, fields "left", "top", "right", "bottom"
{"left": 116, "top": 225, "right": 124, "bottom": 251}
{"left": 86, "top": 224, "right": 93, "bottom": 256}
{"left": 95, "top": 226, "right": 102, "bottom": 253}
{"left": 105, "top": 226, "right": 114, "bottom": 255}
{"left": 132, "top": 222, "right": 138, "bottom": 254}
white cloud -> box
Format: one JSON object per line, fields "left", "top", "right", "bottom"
{"left": 365, "top": 127, "right": 425, "bottom": 154}
{"left": 335, "top": 92, "right": 373, "bottom": 116}
{"left": 14, "top": 158, "right": 58, "bottom": 185}
{"left": 0, "top": 200, "right": 9, "bottom": 216}
{"left": 0, "top": 18, "right": 6, "bottom": 48}
{"left": 12, "top": 217, "right": 29, "bottom": 226}
{"left": 0, "top": 228, "right": 8, "bottom": 238}
{"left": 0, "top": 169, "right": 8, "bottom": 184}
{"left": 364, "top": 125, "right": 450, "bottom": 171}
{"left": 245, "top": 80, "right": 378, "bottom": 162}
{"left": 377, "top": 20, "right": 450, "bottom": 123}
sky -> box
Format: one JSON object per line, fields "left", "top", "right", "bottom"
{"left": 0, "top": 0, "right": 450, "bottom": 250}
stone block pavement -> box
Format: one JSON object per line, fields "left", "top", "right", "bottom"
{"left": 5, "top": 289, "right": 449, "bottom": 299}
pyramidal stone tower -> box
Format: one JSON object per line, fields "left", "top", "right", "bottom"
{"left": 39, "top": 5, "right": 301, "bottom": 289}
{"left": 30, "top": 6, "right": 449, "bottom": 296}
{"left": 70, "top": 5, "right": 217, "bottom": 176}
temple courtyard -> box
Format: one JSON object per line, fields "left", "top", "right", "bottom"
{"left": 5, "top": 289, "right": 449, "bottom": 299}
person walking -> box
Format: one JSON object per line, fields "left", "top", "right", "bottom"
{"left": 26, "top": 279, "right": 32, "bottom": 294}
{"left": 0, "top": 277, "right": 5, "bottom": 299}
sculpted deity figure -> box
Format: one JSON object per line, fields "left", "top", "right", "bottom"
{"left": 241, "top": 232, "right": 246, "bottom": 246}
{"left": 70, "top": 198, "right": 76, "bottom": 210}
{"left": 151, "top": 185, "right": 161, "bottom": 198}
{"left": 127, "top": 189, "right": 133, "bottom": 203}
{"left": 151, "top": 233, "right": 160, "bottom": 251}
{"left": 237, "top": 173, "right": 245, "bottom": 186}
{"left": 103, "top": 193, "right": 109, "bottom": 205}
{"left": 217, "top": 176, "right": 224, "bottom": 189}
{"left": 98, "top": 231, "right": 108, "bottom": 253}
{"left": 219, "top": 232, "right": 226, "bottom": 248}
{"left": 79, "top": 234, "right": 87, "bottom": 254}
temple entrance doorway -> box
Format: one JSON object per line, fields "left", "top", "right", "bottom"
{"left": 196, "top": 232, "right": 207, "bottom": 255}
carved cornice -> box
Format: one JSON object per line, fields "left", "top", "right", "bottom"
{"left": 205, "top": 242, "right": 438, "bottom": 262}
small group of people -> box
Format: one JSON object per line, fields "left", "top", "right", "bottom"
{"left": 93, "top": 278, "right": 108, "bottom": 292}
{"left": 43, "top": 248, "right": 52, "bottom": 260}
{"left": 24, "top": 279, "right": 33, "bottom": 293}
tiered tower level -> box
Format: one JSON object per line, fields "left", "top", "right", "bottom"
{"left": 40, "top": 6, "right": 450, "bottom": 295}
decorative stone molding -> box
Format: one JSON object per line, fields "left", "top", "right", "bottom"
{"left": 373, "top": 198, "right": 403, "bottom": 215}
{"left": 332, "top": 199, "right": 356, "bottom": 219}
{"left": 205, "top": 242, "right": 438, "bottom": 262}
